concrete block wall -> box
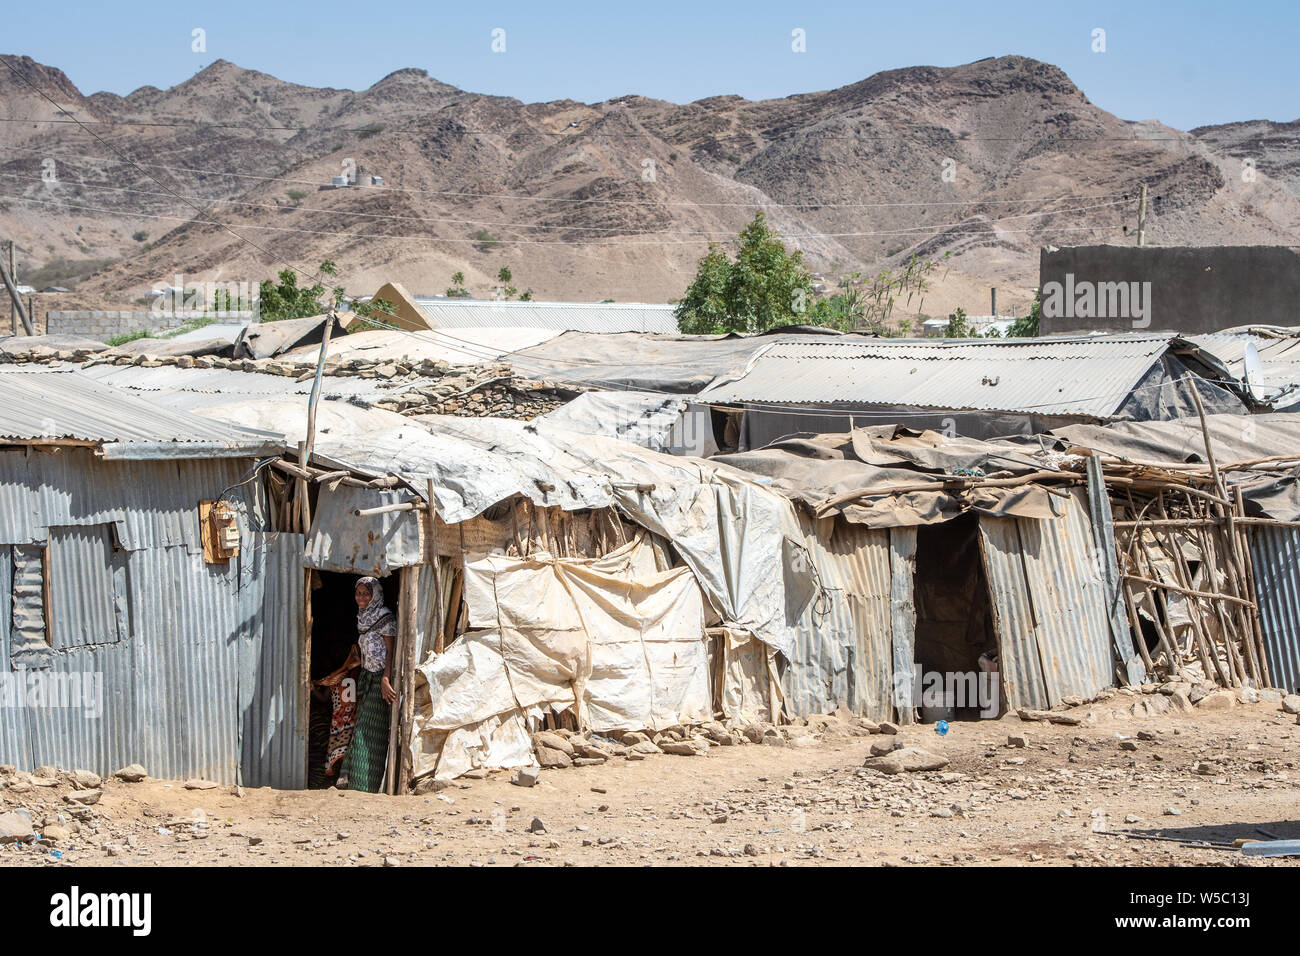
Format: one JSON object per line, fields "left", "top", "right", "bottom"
{"left": 44, "top": 311, "right": 255, "bottom": 341}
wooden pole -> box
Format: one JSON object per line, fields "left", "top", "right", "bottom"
{"left": 396, "top": 562, "right": 420, "bottom": 793}
{"left": 7, "top": 241, "right": 15, "bottom": 335}
{"left": 303, "top": 309, "right": 336, "bottom": 463}
{"left": 0, "top": 244, "right": 33, "bottom": 335}
{"left": 294, "top": 441, "right": 310, "bottom": 534}
{"left": 1136, "top": 184, "right": 1148, "bottom": 247}
{"left": 1234, "top": 486, "right": 1272, "bottom": 687}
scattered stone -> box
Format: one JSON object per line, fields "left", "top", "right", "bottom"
{"left": 1193, "top": 761, "right": 1216, "bottom": 775}
{"left": 114, "top": 764, "right": 147, "bottom": 783}
{"left": 511, "top": 768, "right": 541, "bottom": 788}
{"left": 572, "top": 757, "right": 606, "bottom": 767}
{"left": 0, "top": 810, "right": 36, "bottom": 844}
{"left": 183, "top": 778, "right": 219, "bottom": 790}
{"left": 532, "top": 731, "right": 574, "bottom": 756}
{"left": 870, "top": 739, "right": 902, "bottom": 757}
{"left": 412, "top": 776, "right": 452, "bottom": 794}
{"left": 42, "top": 824, "right": 72, "bottom": 842}
{"left": 1007, "top": 734, "right": 1029, "bottom": 748}
{"left": 248, "top": 836, "right": 264, "bottom": 846}
{"left": 68, "top": 769, "right": 101, "bottom": 789}
{"left": 1196, "top": 690, "right": 1235, "bottom": 712}
{"left": 1163, "top": 807, "right": 1183, "bottom": 816}
{"left": 862, "top": 747, "right": 949, "bottom": 775}
{"left": 535, "top": 746, "right": 572, "bottom": 769}
{"left": 878, "top": 721, "right": 900, "bottom": 735}
{"left": 743, "top": 843, "right": 759, "bottom": 857}
{"left": 1281, "top": 695, "right": 1300, "bottom": 715}
{"left": 761, "top": 735, "right": 787, "bottom": 748}
{"left": 32, "top": 766, "right": 57, "bottom": 779}
{"left": 63, "top": 789, "right": 102, "bottom": 805}
{"left": 621, "top": 732, "right": 651, "bottom": 746}
{"left": 628, "top": 740, "right": 662, "bottom": 755}
{"left": 1137, "top": 730, "right": 1157, "bottom": 741}
{"left": 1118, "top": 740, "right": 1138, "bottom": 752}
{"left": 383, "top": 856, "right": 401, "bottom": 867}
{"left": 660, "top": 739, "right": 709, "bottom": 757}
{"left": 528, "top": 818, "right": 546, "bottom": 834}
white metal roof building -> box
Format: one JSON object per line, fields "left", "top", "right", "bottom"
{"left": 695, "top": 335, "right": 1248, "bottom": 445}
{"left": 412, "top": 297, "right": 679, "bottom": 334}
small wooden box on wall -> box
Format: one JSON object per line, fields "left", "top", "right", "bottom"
{"left": 199, "top": 500, "right": 241, "bottom": 563}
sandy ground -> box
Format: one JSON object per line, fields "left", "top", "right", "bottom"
{"left": 2, "top": 695, "right": 1298, "bottom": 868}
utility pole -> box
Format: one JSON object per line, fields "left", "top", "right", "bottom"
{"left": 1136, "top": 184, "right": 1148, "bottom": 247}
{"left": 0, "top": 240, "right": 34, "bottom": 335}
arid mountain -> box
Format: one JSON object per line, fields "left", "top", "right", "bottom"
{"left": 1, "top": 53, "right": 1297, "bottom": 320}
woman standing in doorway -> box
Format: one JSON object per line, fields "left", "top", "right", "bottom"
{"left": 337, "top": 576, "right": 397, "bottom": 792}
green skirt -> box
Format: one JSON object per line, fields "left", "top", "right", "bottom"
{"left": 339, "top": 668, "right": 390, "bottom": 793}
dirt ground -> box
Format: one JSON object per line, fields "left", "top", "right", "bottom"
{"left": 3, "top": 693, "right": 1298, "bottom": 868}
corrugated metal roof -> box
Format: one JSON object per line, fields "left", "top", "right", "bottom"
{"left": 698, "top": 336, "right": 1172, "bottom": 417}
{"left": 0, "top": 370, "right": 284, "bottom": 453}
{"left": 280, "top": 326, "right": 561, "bottom": 366}
{"left": 414, "top": 297, "right": 678, "bottom": 334}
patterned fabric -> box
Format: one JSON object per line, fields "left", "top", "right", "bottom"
{"left": 326, "top": 668, "right": 360, "bottom": 774}
{"left": 339, "top": 668, "right": 390, "bottom": 793}
{"left": 355, "top": 576, "right": 396, "bottom": 674}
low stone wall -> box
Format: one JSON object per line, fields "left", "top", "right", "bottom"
{"left": 44, "top": 311, "right": 255, "bottom": 340}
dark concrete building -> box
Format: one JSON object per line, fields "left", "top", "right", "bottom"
{"left": 1039, "top": 245, "right": 1300, "bottom": 335}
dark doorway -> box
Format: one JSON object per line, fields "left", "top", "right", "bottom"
{"left": 912, "top": 513, "right": 1000, "bottom": 721}
{"left": 306, "top": 570, "right": 401, "bottom": 788}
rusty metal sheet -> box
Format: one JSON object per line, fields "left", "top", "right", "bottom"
{"left": 1250, "top": 525, "right": 1300, "bottom": 694}
{"left": 979, "top": 489, "right": 1116, "bottom": 710}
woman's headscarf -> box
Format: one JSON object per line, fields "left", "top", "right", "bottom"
{"left": 355, "top": 576, "right": 394, "bottom": 636}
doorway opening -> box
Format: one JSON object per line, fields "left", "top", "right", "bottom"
{"left": 911, "top": 513, "right": 1001, "bottom": 721}
{"left": 306, "top": 570, "right": 402, "bottom": 789}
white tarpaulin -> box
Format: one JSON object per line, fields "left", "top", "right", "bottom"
{"left": 410, "top": 536, "right": 709, "bottom": 780}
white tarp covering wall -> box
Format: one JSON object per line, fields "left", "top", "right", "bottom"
{"left": 410, "top": 536, "right": 709, "bottom": 780}
{"left": 201, "top": 400, "right": 810, "bottom": 657}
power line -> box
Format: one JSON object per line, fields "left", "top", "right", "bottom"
{"left": 0, "top": 178, "right": 1138, "bottom": 240}
{"left": 2, "top": 142, "right": 1136, "bottom": 210}
{"left": 0, "top": 192, "right": 1136, "bottom": 245}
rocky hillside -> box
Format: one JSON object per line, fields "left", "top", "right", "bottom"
{"left": 1, "top": 53, "right": 1297, "bottom": 317}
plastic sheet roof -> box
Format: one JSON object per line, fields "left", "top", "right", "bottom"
{"left": 1185, "top": 326, "right": 1300, "bottom": 410}
{"left": 698, "top": 335, "right": 1175, "bottom": 417}
{"left": 278, "top": 326, "right": 561, "bottom": 367}
{"left": 0, "top": 370, "right": 284, "bottom": 456}
{"left": 414, "top": 297, "right": 678, "bottom": 334}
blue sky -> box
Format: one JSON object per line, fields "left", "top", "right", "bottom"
{"left": 9, "top": 0, "right": 1298, "bottom": 129}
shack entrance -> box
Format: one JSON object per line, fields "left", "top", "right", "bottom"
{"left": 306, "top": 570, "right": 402, "bottom": 788}
{"left": 910, "top": 513, "right": 1001, "bottom": 721}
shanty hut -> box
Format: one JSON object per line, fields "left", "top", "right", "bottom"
{"left": 697, "top": 335, "right": 1247, "bottom": 446}
{"left": 714, "top": 426, "right": 1147, "bottom": 721}
{"left": 0, "top": 370, "right": 299, "bottom": 786}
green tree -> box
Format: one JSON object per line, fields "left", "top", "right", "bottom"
{"left": 494, "top": 266, "right": 519, "bottom": 301}
{"left": 446, "top": 271, "right": 471, "bottom": 298}
{"left": 1006, "top": 294, "right": 1041, "bottom": 338}
{"left": 675, "top": 212, "right": 814, "bottom": 334}
{"left": 257, "top": 259, "right": 391, "bottom": 323}
{"left": 943, "top": 307, "right": 974, "bottom": 338}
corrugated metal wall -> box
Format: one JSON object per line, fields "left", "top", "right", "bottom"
{"left": 979, "top": 489, "right": 1116, "bottom": 710}
{"left": 0, "top": 452, "right": 307, "bottom": 786}
{"left": 779, "top": 513, "right": 905, "bottom": 721}
{"left": 239, "top": 534, "right": 308, "bottom": 789}
{"left": 0, "top": 448, "right": 267, "bottom": 550}
{"left": 1249, "top": 525, "right": 1300, "bottom": 694}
